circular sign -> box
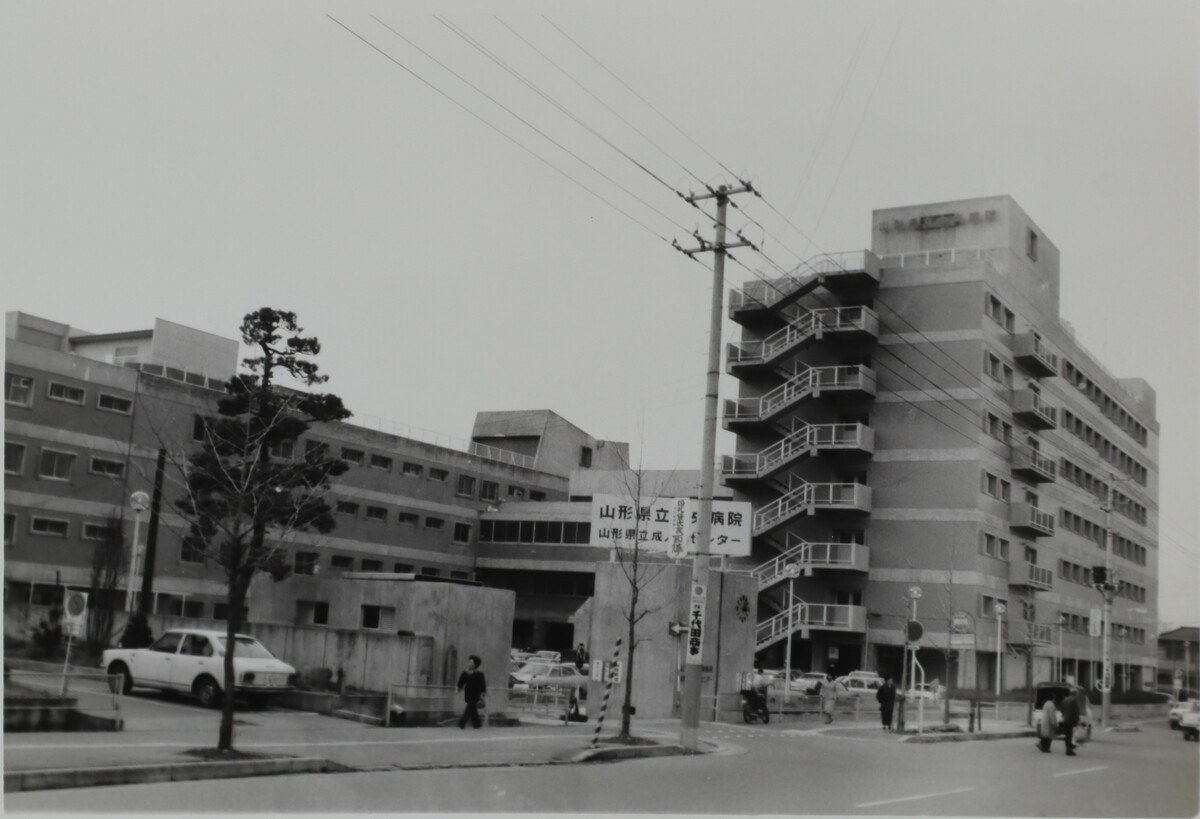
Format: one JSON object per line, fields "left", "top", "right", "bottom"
{"left": 950, "top": 611, "right": 974, "bottom": 634}
{"left": 66, "top": 592, "right": 87, "bottom": 617}
{"left": 131, "top": 491, "right": 150, "bottom": 513}
{"left": 994, "top": 603, "right": 1006, "bottom": 615}
{"left": 735, "top": 594, "right": 751, "bottom": 622}
{"left": 908, "top": 586, "right": 923, "bottom": 599}
{"left": 906, "top": 620, "right": 924, "bottom": 642}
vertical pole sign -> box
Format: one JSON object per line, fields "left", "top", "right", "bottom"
{"left": 60, "top": 590, "right": 88, "bottom": 695}
{"left": 686, "top": 582, "right": 706, "bottom": 665}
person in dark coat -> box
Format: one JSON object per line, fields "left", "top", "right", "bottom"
{"left": 876, "top": 677, "right": 897, "bottom": 731}
{"left": 1060, "top": 688, "right": 1081, "bottom": 755}
{"left": 456, "top": 655, "right": 487, "bottom": 729}
{"left": 574, "top": 643, "right": 589, "bottom": 671}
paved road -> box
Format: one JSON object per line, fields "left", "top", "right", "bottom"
{"left": 8, "top": 718, "right": 1197, "bottom": 814}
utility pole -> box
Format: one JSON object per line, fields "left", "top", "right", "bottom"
{"left": 1099, "top": 481, "right": 1116, "bottom": 727}
{"left": 673, "top": 182, "right": 755, "bottom": 752}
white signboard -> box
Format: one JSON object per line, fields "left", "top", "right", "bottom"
{"left": 590, "top": 495, "right": 752, "bottom": 556}
{"left": 686, "top": 582, "right": 706, "bottom": 665}
{"left": 62, "top": 590, "right": 88, "bottom": 638}
{"left": 1089, "top": 608, "right": 1103, "bottom": 637}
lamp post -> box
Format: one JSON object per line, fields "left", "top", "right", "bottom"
{"left": 783, "top": 563, "right": 801, "bottom": 710}
{"left": 1058, "top": 613, "right": 1067, "bottom": 682}
{"left": 994, "top": 603, "right": 1007, "bottom": 700}
{"left": 124, "top": 491, "right": 150, "bottom": 612}
{"left": 1118, "top": 626, "right": 1128, "bottom": 692}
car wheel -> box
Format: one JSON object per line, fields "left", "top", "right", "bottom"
{"left": 107, "top": 662, "right": 134, "bottom": 695}
{"left": 193, "top": 675, "right": 222, "bottom": 708}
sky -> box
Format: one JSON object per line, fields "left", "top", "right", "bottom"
{"left": 2, "top": 0, "right": 1197, "bottom": 630}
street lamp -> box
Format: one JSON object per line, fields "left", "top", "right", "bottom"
{"left": 1118, "top": 626, "right": 1128, "bottom": 692}
{"left": 1058, "top": 613, "right": 1067, "bottom": 683}
{"left": 994, "top": 602, "right": 1007, "bottom": 700}
{"left": 124, "top": 491, "right": 150, "bottom": 611}
{"left": 783, "top": 563, "right": 801, "bottom": 711}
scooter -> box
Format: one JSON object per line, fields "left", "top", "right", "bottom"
{"left": 741, "top": 687, "right": 770, "bottom": 724}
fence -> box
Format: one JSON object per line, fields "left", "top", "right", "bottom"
{"left": 4, "top": 669, "right": 124, "bottom": 732}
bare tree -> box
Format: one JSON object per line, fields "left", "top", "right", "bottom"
{"left": 174, "top": 308, "right": 350, "bottom": 753}
{"left": 85, "top": 516, "right": 126, "bottom": 655}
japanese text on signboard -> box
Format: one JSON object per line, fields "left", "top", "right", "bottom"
{"left": 589, "top": 495, "right": 751, "bottom": 557}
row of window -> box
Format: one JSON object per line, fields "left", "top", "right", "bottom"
{"left": 3, "top": 511, "right": 125, "bottom": 545}
{"left": 5, "top": 441, "right": 126, "bottom": 482}
{"left": 331, "top": 501, "right": 473, "bottom": 543}
{"left": 983, "top": 351, "right": 1015, "bottom": 388}
{"left": 478, "top": 519, "right": 593, "bottom": 545}
{"left": 1059, "top": 508, "right": 1105, "bottom": 546}
{"left": 983, "top": 412, "right": 1013, "bottom": 445}
{"left": 985, "top": 293, "right": 1015, "bottom": 332}
{"left": 1112, "top": 533, "right": 1148, "bottom": 566}
{"left": 292, "top": 551, "right": 467, "bottom": 580}
{"left": 1059, "top": 359, "right": 1149, "bottom": 446}
{"left": 981, "top": 471, "right": 1013, "bottom": 502}
{"left": 1060, "top": 409, "right": 1148, "bottom": 486}
{"left": 1058, "top": 558, "right": 1096, "bottom": 587}
{"left": 5, "top": 373, "right": 133, "bottom": 415}
{"left": 980, "top": 531, "right": 1011, "bottom": 560}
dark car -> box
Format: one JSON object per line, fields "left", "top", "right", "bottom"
{"left": 1034, "top": 682, "right": 1093, "bottom": 743}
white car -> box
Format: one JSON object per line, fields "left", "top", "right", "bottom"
{"left": 836, "top": 675, "right": 883, "bottom": 696}
{"left": 789, "top": 672, "right": 832, "bottom": 694}
{"left": 1169, "top": 699, "right": 1200, "bottom": 730}
{"left": 905, "top": 683, "right": 945, "bottom": 701}
{"left": 1181, "top": 708, "right": 1199, "bottom": 741}
{"left": 514, "top": 663, "right": 587, "bottom": 693}
{"left": 101, "top": 628, "right": 296, "bottom": 708}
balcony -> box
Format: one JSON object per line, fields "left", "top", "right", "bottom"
{"left": 753, "top": 539, "right": 870, "bottom": 590}
{"left": 1008, "top": 621, "right": 1054, "bottom": 646}
{"left": 1013, "top": 389, "right": 1057, "bottom": 430}
{"left": 753, "top": 482, "right": 871, "bottom": 537}
{"left": 1008, "top": 560, "right": 1054, "bottom": 591}
{"left": 1013, "top": 334, "right": 1059, "bottom": 378}
{"left": 807, "top": 250, "right": 881, "bottom": 295}
{"left": 727, "top": 306, "right": 879, "bottom": 375}
{"left": 1011, "top": 446, "right": 1056, "bottom": 484}
{"left": 728, "top": 274, "right": 823, "bottom": 328}
{"left": 723, "top": 365, "right": 877, "bottom": 429}
{"left": 722, "top": 423, "right": 874, "bottom": 483}
{"left": 756, "top": 601, "right": 867, "bottom": 649}
{"left": 1010, "top": 503, "right": 1054, "bottom": 538}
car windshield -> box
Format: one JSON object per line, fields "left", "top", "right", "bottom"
{"left": 215, "top": 636, "right": 276, "bottom": 659}
{"left": 517, "top": 663, "right": 553, "bottom": 677}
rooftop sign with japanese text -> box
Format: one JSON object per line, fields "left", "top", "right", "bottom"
{"left": 589, "top": 494, "right": 752, "bottom": 557}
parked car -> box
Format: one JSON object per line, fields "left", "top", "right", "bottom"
{"left": 101, "top": 628, "right": 296, "bottom": 708}
{"left": 836, "top": 675, "right": 882, "bottom": 697}
{"left": 509, "top": 661, "right": 556, "bottom": 689}
{"left": 1034, "top": 682, "right": 1093, "bottom": 743}
{"left": 1181, "top": 708, "right": 1199, "bottom": 742}
{"left": 905, "top": 683, "right": 945, "bottom": 701}
{"left": 524, "top": 663, "right": 588, "bottom": 693}
{"left": 789, "top": 672, "right": 832, "bottom": 694}
{"left": 1169, "top": 699, "right": 1200, "bottom": 730}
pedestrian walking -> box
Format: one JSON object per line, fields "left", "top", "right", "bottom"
{"left": 876, "top": 677, "right": 897, "bottom": 731}
{"left": 1060, "top": 687, "right": 1081, "bottom": 756}
{"left": 821, "top": 676, "right": 838, "bottom": 724}
{"left": 456, "top": 654, "right": 487, "bottom": 730}
{"left": 1036, "top": 697, "right": 1059, "bottom": 753}
{"left": 574, "top": 642, "right": 589, "bottom": 671}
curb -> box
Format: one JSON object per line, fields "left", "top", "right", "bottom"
{"left": 4, "top": 757, "right": 347, "bottom": 793}
{"left": 572, "top": 743, "right": 697, "bottom": 763}
{"left": 902, "top": 730, "right": 1036, "bottom": 743}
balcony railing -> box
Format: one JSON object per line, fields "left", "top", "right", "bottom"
{"left": 722, "top": 423, "right": 873, "bottom": 480}
{"left": 724, "top": 365, "right": 876, "bottom": 427}
{"left": 1011, "top": 446, "right": 1056, "bottom": 483}
{"left": 727, "top": 306, "right": 879, "bottom": 372}
{"left": 1013, "top": 389, "right": 1057, "bottom": 430}
{"left": 1013, "top": 334, "right": 1059, "bottom": 378}
{"left": 756, "top": 601, "right": 867, "bottom": 649}
{"left": 1009, "top": 560, "right": 1054, "bottom": 591}
{"left": 753, "top": 482, "right": 872, "bottom": 536}
{"left": 1009, "top": 621, "right": 1054, "bottom": 646}
{"left": 728, "top": 274, "right": 821, "bottom": 314}
{"left": 1010, "top": 503, "right": 1055, "bottom": 537}
{"left": 753, "top": 540, "right": 870, "bottom": 589}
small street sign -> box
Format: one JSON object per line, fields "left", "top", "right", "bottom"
{"left": 906, "top": 620, "right": 924, "bottom": 643}
{"left": 62, "top": 591, "right": 88, "bottom": 638}
{"left": 950, "top": 611, "right": 974, "bottom": 634}
{"left": 668, "top": 621, "right": 686, "bottom": 637}
{"left": 1089, "top": 608, "right": 1102, "bottom": 637}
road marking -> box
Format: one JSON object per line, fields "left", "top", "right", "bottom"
{"left": 1053, "top": 765, "right": 1109, "bottom": 778}
{"left": 854, "top": 786, "right": 976, "bottom": 808}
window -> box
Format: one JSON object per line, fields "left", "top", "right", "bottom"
{"left": 97, "top": 393, "right": 133, "bottom": 414}
{"left": 480, "top": 480, "right": 499, "bottom": 502}
{"left": 267, "top": 439, "right": 295, "bottom": 460}
{"left": 305, "top": 440, "right": 329, "bottom": 459}
{"left": 981, "top": 472, "right": 1011, "bottom": 502}
{"left": 361, "top": 605, "right": 395, "bottom": 630}
{"left": 456, "top": 475, "right": 476, "bottom": 498}
{"left": 1023, "top": 544, "right": 1038, "bottom": 564}
{"left": 981, "top": 533, "right": 1010, "bottom": 560}
{"left": 393, "top": 562, "right": 414, "bottom": 573}
{"left": 335, "top": 501, "right": 359, "bottom": 516}
{"left": 397, "top": 511, "right": 419, "bottom": 526}
{"left": 360, "top": 558, "right": 383, "bottom": 572}
{"left": 981, "top": 595, "right": 1008, "bottom": 620}
{"left": 294, "top": 551, "right": 319, "bottom": 575}
{"left": 297, "top": 601, "right": 329, "bottom": 626}
{"left": 1027, "top": 229, "right": 1038, "bottom": 261}
{"left": 429, "top": 468, "right": 448, "bottom": 482}
{"left": 451, "top": 570, "right": 470, "bottom": 580}
{"left": 453, "top": 522, "right": 472, "bottom": 543}
{"left": 47, "top": 381, "right": 85, "bottom": 405}
{"left": 402, "top": 462, "right": 423, "bottom": 477}
{"left": 180, "top": 536, "right": 205, "bottom": 564}
{"left": 508, "top": 485, "right": 526, "bottom": 499}
{"left": 4, "top": 513, "right": 16, "bottom": 546}
{"left": 370, "top": 454, "right": 393, "bottom": 471}
{"left": 420, "top": 567, "right": 440, "bottom": 577}
{"left": 89, "top": 456, "right": 125, "bottom": 478}
{"left": 580, "top": 447, "right": 593, "bottom": 467}
{"left": 330, "top": 555, "right": 354, "bottom": 569}
{"left": 150, "top": 632, "right": 183, "bottom": 654}
{"left": 341, "top": 448, "right": 364, "bottom": 465}
{"left": 984, "top": 413, "right": 1012, "bottom": 444}
{"left": 5, "top": 442, "right": 25, "bottom": 475}
{"left": 5, "top": 374, "right": 34, "bottom": 407}
{"left": 365, "top": 505, "right": 387, "bottom": 521}
{"left": 192, "top": 414, "right": 212, "bottom": 442}
{"left": 30, "top": 517, "right": 69, "bottom": 537}
{"left": 38, "top": 449, "right": 76, "bottom": 481}
{"left": 530, "top": 490, "right": 547, "bottom": 501}
{"left": 984, "top": 352, "right": 1013, "bottom": 387}
{"left": 985, "top": 295, "right": 1015, "bottom": 332}
{"left": 82, "top": 522, "right": 109, "bottom": 541}
{"left": 425, "top": 517, "right": 445, "bottom": 530}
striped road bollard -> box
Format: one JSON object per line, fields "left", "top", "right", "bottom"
{"left": 590, "top": 636, "right": 623, "bottom": 748}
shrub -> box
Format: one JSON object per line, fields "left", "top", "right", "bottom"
{"left": 31, "top": 607, "right": 64, "bottom": 659}
{"left": 119, "top": 612, "right": 154, "bottom": 648}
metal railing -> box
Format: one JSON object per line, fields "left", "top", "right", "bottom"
{"left": 727, "top": 307, "right": 878, "bottom": 367}
{"left": 1013, "top": 389, "right": 1058, "bottom": 428}
{"left": 725, "top": 365, "right": 875, "bottom": 425}
{"left": 722, "top": 423, "right": 871, "bottom": 479}
{"left": 753, "top": 482, "right": 871, "bottom": 535}
{"left": 1011, "top": 502, "right": 1055, "bottom": 536}
{"left": 1012, "top": 446, "right": 1056, "bottom": 481}
{"left": 754, "top": 540, "right": 867, "bottom": 588}
{"left": 756, "top": 602, "right": 866, "bottom": 648}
